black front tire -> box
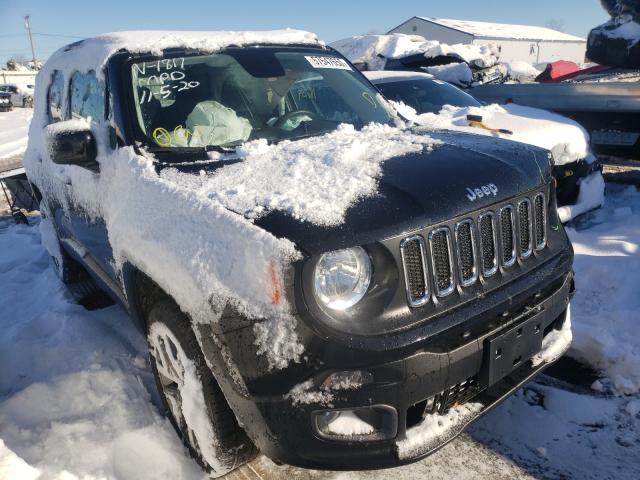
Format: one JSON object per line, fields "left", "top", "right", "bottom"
{"left": 147, "top": 298, "right": 257, "bottom": 476}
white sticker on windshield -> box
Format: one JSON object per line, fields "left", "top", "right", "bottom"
{"left": 304, "top": 56, "right": 351, "bottom": 70}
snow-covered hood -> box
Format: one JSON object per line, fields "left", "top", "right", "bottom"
{"left": 398, "top": 102, "right": 595, "bottom": 166}
{"left": 238, "top": 130, "right": 550, "bottom": 254}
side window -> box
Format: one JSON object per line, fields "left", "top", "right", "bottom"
{"left": 48, "top": 71, "right": 65, "bottom": 123}
{"left": 69, "top": 71, "right": 105, "bottom": 122}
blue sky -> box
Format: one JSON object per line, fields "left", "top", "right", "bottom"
{"left": 0, "top": 0, "right": 608, "bottom": 66}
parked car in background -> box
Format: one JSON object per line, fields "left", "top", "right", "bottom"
{"left": 365, "top": 70, "right": 605, "bottom": 222}
{"left": 0, "top": 91, "right": 12, "bottom": 111}
{"left": 470, "top": 72, "right": 640, "bottom": 160}
{"left": 0, "top": 83, "right": 34, "bottom": 107}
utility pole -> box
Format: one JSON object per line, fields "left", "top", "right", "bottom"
{"left": 24, "top": 15, "right": 38, "bottom": 70}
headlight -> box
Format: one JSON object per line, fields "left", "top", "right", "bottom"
{"left": 314, "top": 247, "right": 372, "bottom": 310}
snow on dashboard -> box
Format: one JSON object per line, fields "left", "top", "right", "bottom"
{"left": 330, "top": 34, "right": 499, "bottom": 71}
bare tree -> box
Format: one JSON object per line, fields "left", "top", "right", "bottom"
{"left": 545, "top": 19, "right": 566, "bottom": 32}
{"left": 11, "top": 54, "right": 29, "bottom": 63}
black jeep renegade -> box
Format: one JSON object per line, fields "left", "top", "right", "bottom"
{"left": 26, "top": 31, "right": 574, "bottom": 477}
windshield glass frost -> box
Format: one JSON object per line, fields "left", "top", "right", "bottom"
{"left": 130, "top": 49, "right": 391, "bottom": 149}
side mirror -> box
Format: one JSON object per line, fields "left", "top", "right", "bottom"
{"left": 48, "top": 130, "right": 97, "bottom": 168}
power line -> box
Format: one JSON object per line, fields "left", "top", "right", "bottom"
{"left": 33, "top": 32, "right": 86, "bottom": 39}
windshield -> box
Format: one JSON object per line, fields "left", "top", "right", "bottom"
{"left": 130, "top": 48, "right": 391, "bottom": 149}
{"left": 375, "top": 78, "right": 481, "bottom": 114}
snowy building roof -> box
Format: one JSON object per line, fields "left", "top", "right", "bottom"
{"left": 413, "top": 18, "right": 586, "bottom": 43}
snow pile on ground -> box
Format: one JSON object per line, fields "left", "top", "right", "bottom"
{"left": 470, "top": 379, "right": 639, "bottom": 480}
{"left": 566, "top": 184, "right": 640, "bottom": 394}
{"left": 0, "top": 108, "right": 33, "bottom": 161}
{"left": 330, "top": 34, "right": 499, "bottom": 71}
{"left": 162, "top": 123, "right": 438, "bottom": 226}
{"left": 0, "top": 222, "right": 206, "bottom": 480}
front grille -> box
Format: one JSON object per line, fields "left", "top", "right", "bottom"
{"left": 518, "top": 199, "right": 533, "bottom": 258}
{"left": 400, "top": 236, "right": 429, "bottom": 307}
{"left": 534, "top": 193, "right": 546, "bottom": 250}
{"left": 499, "top": 206, "right": 516, "bottom": 267}
{"left": 478, "top": 213, "right": 498, "bottom": 277}
{"left": 429, "top": 228, "right": 454, "bottom": 297}
{"left": 399, "top": 189, "right": 549, "bottom": 307}
{"left": 455, "top": 220, "right": 477, "bottom": 286}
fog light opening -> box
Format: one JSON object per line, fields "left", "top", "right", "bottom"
{"left": 313, "top": 405, "right": 397, "bottom": 442}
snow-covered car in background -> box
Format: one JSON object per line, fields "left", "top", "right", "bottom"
{"left": 0, "top": 83, "right": 34, "bottom": 108}
{"left": 0, "top": 91, "right": 12, "bottom": 111}
{"left": 365, "top": 70, "right": 605, "bottom": 223}
{"left": 331, "top": 34, "right": 507, "bottom": 87}
{"left": 25, "top": 31, "right": 575, "bottom": 476}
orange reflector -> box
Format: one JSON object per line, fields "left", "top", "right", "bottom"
{"left": 268, "top": 261, "right": 282, "bottom": 305}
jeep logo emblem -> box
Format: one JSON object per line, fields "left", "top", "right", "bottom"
{"left": 465, "top": 184, "right": 498, "bottom": 202}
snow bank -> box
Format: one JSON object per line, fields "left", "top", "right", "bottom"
{"left": 0, "top": 223, "right": 205, "bottom": 479}
{"left": 0, "top": 108, "right": 33, "bottom": 160}
{"left": 567, "top": 184, "right": 640, "bottom": 394}
{"left": 470, "top": 381, "right": 639, "bottom": 479}
{"left": 330, "top": 34, "right": 499, "bottom": 71}
{"left": 396, "top": 403, "right": 483, "bottom": 460}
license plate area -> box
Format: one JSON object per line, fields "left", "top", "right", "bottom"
{"left": 481, "top": 315, "right": 544, "bottom": 387}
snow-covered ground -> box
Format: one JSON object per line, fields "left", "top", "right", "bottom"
{"left": 0, "top": 108, "right": 33, "bottom": 161}
{"left": 0, "top": 183, "right": 639, "bottom": 479}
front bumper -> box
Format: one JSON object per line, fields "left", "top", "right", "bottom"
{"left": 227, "top": 268, "right": 574, "bottom": 470}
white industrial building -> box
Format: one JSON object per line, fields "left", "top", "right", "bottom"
{"left": 388, "top": 17, "right": 587, "bottom": 65}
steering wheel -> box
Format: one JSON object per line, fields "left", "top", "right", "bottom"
{"left": 273, "top": 109, "right": 318, "bottom": 129}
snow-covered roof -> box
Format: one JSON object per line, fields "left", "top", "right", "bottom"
{"left": 416, "top": 17, "right": 586, "bottom": 42}
{"left": 44, "top": 29, "right": 321, "bottom": 75}
{"left": 363, "top": 70, "right": 434, "bottom": 84}
{"left": 330, "top": 34, "right": 500, "bottom": 71}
